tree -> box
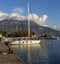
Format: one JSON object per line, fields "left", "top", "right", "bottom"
{"left": 8, "top": 30, "right": 36, "bottom": 37}
{"left": 30, "top": 30, "right": 36, "bottom": 37}
{"left": 0, "top": 30, "right": 8, "bottom": 37}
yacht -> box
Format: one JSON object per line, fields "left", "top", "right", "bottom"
{"left": 10, "top": 40, "right": 41, "bottom": 45}
{"left": 10, "top": 3, "right": 41, "bottom": 45}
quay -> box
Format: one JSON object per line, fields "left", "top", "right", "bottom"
{"left": 0, "top": 41, "right": 24, "bottom": 64}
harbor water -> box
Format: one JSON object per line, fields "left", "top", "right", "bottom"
{"left": 10, "top": 40, "right": 60, "bottom": 64}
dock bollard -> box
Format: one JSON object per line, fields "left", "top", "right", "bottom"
{"left": 9, "top": 48, "right": 15, "bottom": 54}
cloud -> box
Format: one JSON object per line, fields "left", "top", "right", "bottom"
{"left": 0, "top": 11, "right": 25, "bottom": 21}
{"left": 42, "top": 15, "right": 48, "bottom": 23}
{"left": 53, "top": 25, "right": 58, "bottom": 29}
{"left": 51, "top": 25, "right": 60, "bottom": 31}
{"left": 28, "top": 14, "right": 48, "bottom": 26}
{"left": 0, "top": 11, "right": 48, "bottom": 26}
{"left": 12, "top": 7, "right": 24, "bottom": 15}
{"left": 0, "top": 11, "right": 8, "bottom": 20}
{"left": 9, "top": 13, "right": 25, "bottom": 20}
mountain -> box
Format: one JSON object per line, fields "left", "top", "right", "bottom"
{"left": 0, "top": 19, "right": 60, "bottom": 37}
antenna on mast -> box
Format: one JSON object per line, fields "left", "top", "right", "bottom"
{"left": 28, "top": 3, "right": 30, "bottom": 39}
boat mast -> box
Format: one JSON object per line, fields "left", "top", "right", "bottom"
{"left": 28, "top": 3, "right": 30, "bottom": 39}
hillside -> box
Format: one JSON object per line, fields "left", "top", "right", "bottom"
{"left": 0, "top": 19, "right": 60, "bottom": 37}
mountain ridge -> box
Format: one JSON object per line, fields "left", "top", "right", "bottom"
{"left": 0, "top": 19, "right": 60, "bottom": 37}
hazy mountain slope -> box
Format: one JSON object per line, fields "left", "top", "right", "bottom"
{"left": 0, "top": 19, "right": 60, "bottom": 36}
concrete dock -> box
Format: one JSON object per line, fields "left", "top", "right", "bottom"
{"left": 0, "top": 41, "right": 24, "bottom": 64}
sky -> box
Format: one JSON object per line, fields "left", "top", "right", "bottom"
{"left": 0, "top": 0, "right": 60, "bottom": 30}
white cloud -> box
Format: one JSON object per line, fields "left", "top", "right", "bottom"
{"left": 53, "top": 25, "right": 58, "bottom": 29}
{"left": 0, "top": 11, "right": 8, "bottom": 20}
{"left": 51, "top": 25, "right": 60, "bottom": 31}
{"left": 9, "top": 13, "right": 25, "bottom": 20}
{"left": 42, "top": 15, "right": 48, "bottom": 21}
{"left": 0, "top": 11, "right": 25, "bottom": 21}
{"left": 12, "top": 7, "right": 24, "bottom": 15}
{"left": 28, "top": 14, "right": 48, "bottom": 26}
{"left": 0, "top": 11, "right": 48, "bottom": 26}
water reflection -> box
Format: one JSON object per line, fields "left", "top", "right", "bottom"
{"left": 10, "top": 40, "right": 60, "bottom": 64}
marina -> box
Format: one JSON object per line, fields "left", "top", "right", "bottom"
{"left": 0, "top": 0, "right": 60, "bottom": 64}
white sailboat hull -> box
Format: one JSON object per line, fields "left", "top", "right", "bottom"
{"left": 10, "top": 40, "right": 41, "bottom": 45}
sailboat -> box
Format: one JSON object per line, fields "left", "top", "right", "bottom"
{"left": 10, "top": 3, "right": 41, "bottom": 45}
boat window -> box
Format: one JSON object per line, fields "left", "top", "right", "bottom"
{"left": 17, "top": 38, "right": 21, "bottom": 41}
